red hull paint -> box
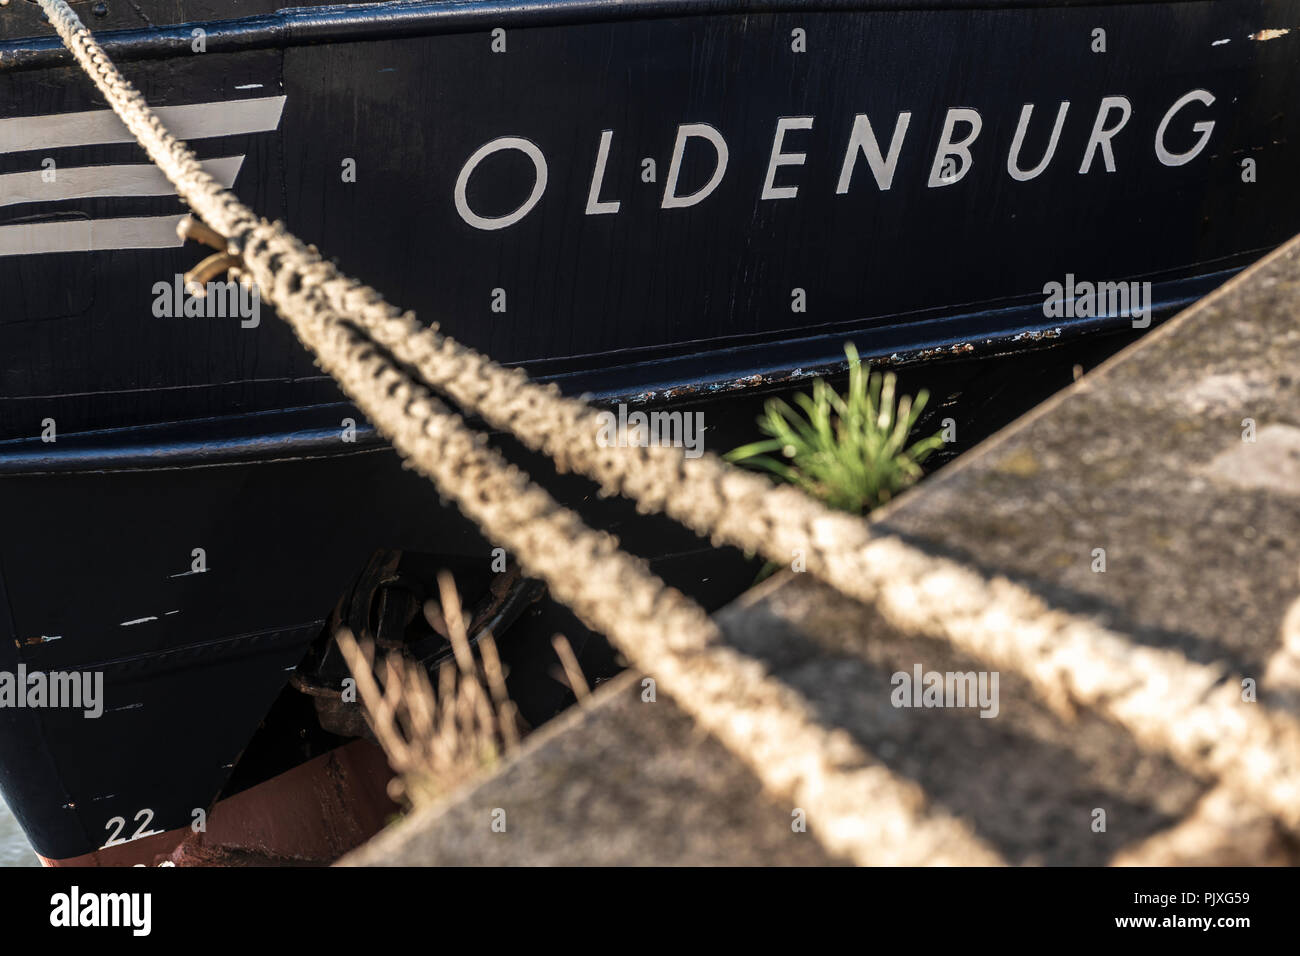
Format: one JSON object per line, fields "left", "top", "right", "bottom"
{"left": 40, "top": 740, "right": 397, "bottom": 867}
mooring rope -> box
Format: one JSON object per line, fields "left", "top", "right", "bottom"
{"left": 35, "top": 0, "right": 1300, "bottom": 844}
{"left": 35, "top": 0, "right": 1005, "bottom": 865}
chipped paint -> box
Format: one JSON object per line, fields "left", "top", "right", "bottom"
{"left": 618, "top": 322, "right": 1088, "bottom": 407}
{"left": 1249, "top": 28, "right": 1291, "bottom": 41}
{"left": 120, "top": 616, "right": 158, "bottom": 627}
{"left": 1212, "top": 38, "right": 1231, "bottom": 46}
{"left": 1011, "top": 328, "right": 1064, "bottom": 343}
{"left": 18, "top": 634, "right": 62, "bottom": 646}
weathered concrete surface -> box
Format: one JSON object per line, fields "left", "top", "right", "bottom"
{"left": 872, "top": 238, "right": 1300, "bottom": 685}
{"left": 342, "top": 671, "right": 844, "bottom": 866}
{"left": 345, "top": 236, "right": 1300, "bottom": 866}
{"left": 713, "top": 576, "right": 1296, "bottom": 865}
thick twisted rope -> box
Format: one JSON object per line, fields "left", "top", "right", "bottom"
{"left": 36, "top": 0, "right": 1003, "bottom": 864}
{"left": 35, "top": 0, "right": 1300, "bottom": 840}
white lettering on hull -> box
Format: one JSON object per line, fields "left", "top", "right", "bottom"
{"left": 453, "top": 90, "right": 1218, "bottom": 230}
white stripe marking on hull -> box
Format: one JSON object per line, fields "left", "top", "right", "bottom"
{"left": 0, "top": 155, "right": 243, "bottom": 207}
{"left": 0, "top": 95, "right": 285, "bottom": 153}
{"left": 0, "top": 215, "right": 186, "bottom": 257}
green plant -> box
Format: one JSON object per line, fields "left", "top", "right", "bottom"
{"left": 725, "top": 344, "right": 944, "bottom": 514}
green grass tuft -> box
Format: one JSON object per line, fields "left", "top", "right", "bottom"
{"left": 725, "top": 344, "right": 944, "bottom": 515}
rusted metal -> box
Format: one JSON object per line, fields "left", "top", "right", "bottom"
{"left": 41, "top": 739, "right": 396, "bottom": 866}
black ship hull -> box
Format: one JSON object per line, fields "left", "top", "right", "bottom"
{"left": 1, "top": 0, "right": 1298, "bottom": 863}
